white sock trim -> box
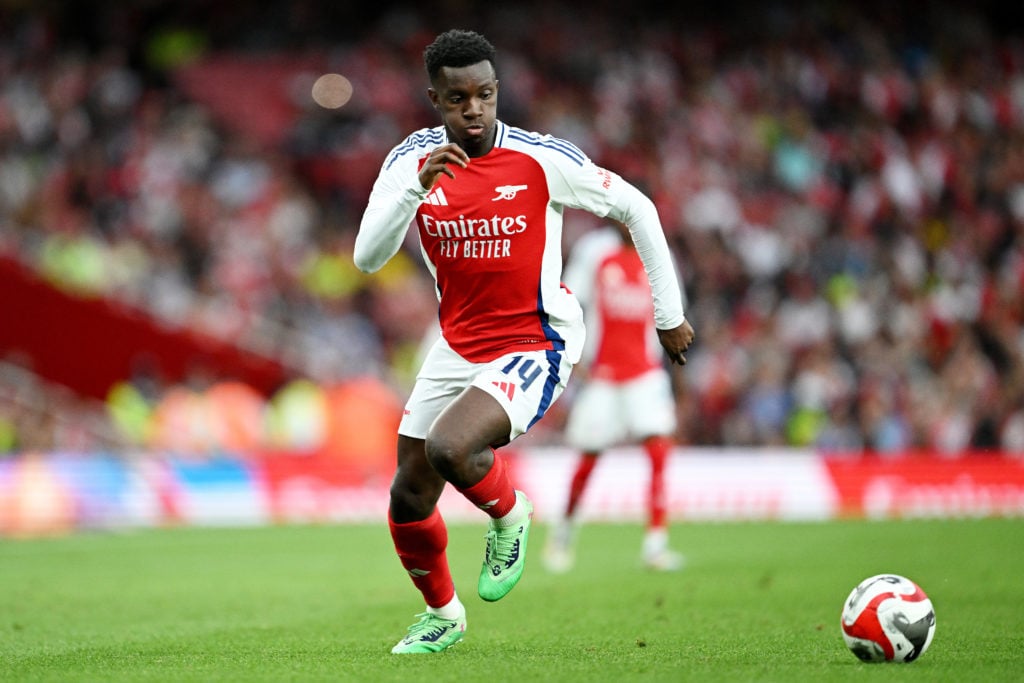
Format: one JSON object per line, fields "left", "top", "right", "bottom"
{"left": 495, "top": 494, "right": 525, "bottom": 528}
{"left": 426, "top": 593, "right": 464, "bottom": 620}
{"left": 643, "top": 528, "right": 669, "bottom": 554}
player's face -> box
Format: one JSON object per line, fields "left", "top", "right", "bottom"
{"left": 428, "top": 60, "right": 498, "bottom": 157}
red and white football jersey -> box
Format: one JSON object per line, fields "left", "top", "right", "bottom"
{"left": 564, "top": 227, "right": 665, "bottom": 382}
{"left": 359, "top": 121, "right": 683, "bottom": 365}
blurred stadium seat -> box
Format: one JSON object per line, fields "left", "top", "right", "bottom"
{"left": 0, "top": 0, "right": 1023, "bottom": 457}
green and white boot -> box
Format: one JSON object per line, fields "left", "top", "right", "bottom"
{"left": 391, "top": 608, "right": 466, "bottom": 654}
{"left": 477, "top": 491, "right": 533, "bottom": 602}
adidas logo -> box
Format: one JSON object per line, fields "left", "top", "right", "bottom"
{"left": 425, "top": 186, "right": 448, "bottom": 206}
{"left": 491, "top": 381, "right": 515, "bottom": 401}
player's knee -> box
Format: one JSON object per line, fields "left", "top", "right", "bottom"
{"left": 423, "top": 434, "right": 463, "bottom": 477}
{"left": 389, "top": 480, "right": 437, "bottom": 521}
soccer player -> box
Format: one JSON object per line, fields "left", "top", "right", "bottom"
{"left": 544, "top": 221, "right": 690, "bottom": 574}
{"left": 354, "top": 29, "right": 694, "bottom": 654}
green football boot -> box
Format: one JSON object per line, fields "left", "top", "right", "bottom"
{"left": 477, "top": 491, "right": 533, "bottom": 602}
{"left": 391, "top": 609, "right": 466, "bottom": 654}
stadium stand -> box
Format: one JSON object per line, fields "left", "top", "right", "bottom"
{"left": 1, "top": 0, "right": 1023, "bottom": 456}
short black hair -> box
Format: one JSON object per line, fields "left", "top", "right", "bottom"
{"left": 423, "top": 30, "right": 497, "bottom": 82}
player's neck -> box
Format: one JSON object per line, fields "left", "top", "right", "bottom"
{"left": 461, "top": 136, "right": 495, "bottom": 158}
{"left": 446, "top": 124, "right": 497, "bottom": 158}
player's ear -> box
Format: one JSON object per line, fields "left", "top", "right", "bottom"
{"left": 427, "top": 88, "right": 439, "bottom": 109}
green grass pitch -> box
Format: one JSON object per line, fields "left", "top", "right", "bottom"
{"left": 2, "top": 518, "right": 1021, "bottom": 682}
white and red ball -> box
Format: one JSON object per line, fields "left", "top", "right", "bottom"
{"left": 840, "top": 574, "right": 936, "bottom": 663}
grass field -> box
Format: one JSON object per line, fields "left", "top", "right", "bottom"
{"left": 1, "top": 518, "right": 1022, "bottom": 682}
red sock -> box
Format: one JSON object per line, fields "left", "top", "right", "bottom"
{"left": 457, "top": 451, "right": 516, "bottom": 519}
{"left": 566, "top": 453, "right": 599, "bottom": 517}
{"left": 644, "top": 436, "right": 672, "bottom": 529}
{"left": 389, "top": 508, "right": 454, "bottom": 608}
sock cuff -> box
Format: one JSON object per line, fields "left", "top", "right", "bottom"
{"left": 457, "top": 452, "right": 516, "bottom": 518}
{"left": 389, "top": 507, "right": 447, "bottom": 554}
{"left": 463, "top": 451, "right": 504, "bottom": 489}
{"left": 388, "top": 506, "right": 442, "bottom": 530}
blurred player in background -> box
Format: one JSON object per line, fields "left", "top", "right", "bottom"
{"left": 354, "top": 30, "right": 693, "bottom": 653}
{"left": 544, "top": 221, "right": 692, "bottom": 573}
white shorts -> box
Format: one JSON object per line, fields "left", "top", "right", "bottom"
{"left": 564, "top": 368, "right": 676, "bottom": 451}
{"left": 400, "top": 336, "right": 575, "bottom": 441}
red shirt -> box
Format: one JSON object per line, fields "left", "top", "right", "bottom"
{"left": 416, "top": 146, "right": 561, "bottom": 361}
{"left": 589, "top": 246, "right": 661, "bottom": 381}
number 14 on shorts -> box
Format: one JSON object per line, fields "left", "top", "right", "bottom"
{"left": 500, "top": 355, "right": 543, "bottom": 391}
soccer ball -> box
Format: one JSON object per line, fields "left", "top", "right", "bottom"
{"left": 840, "top": 574, "right": 936, "bottom": 663}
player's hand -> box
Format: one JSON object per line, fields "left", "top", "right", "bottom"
{"left": 658, "top": 319, "right": 695, "bottom": 366}
{"left": 419, "top": 144, "right": 469, "bottom": 190}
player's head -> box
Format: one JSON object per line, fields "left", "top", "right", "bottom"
{"left": 424, "top": 30, "right": 499, "bottom": 156}
{"left": 424, "top": 29, "right": 496, "bottom": 83}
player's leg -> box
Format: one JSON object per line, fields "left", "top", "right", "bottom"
{"left": 545, "top": 379, "right": 621, "bottom": 572}
{"left": 389, "top": 339, "right": 474, "bottom": 653}
{"left": 541, "top": 450, "right": 597, "bottom": 574}
{"left": 626, "top": 370, "right": 684, "bottom": 571}
{"left": 639, "top": 433, "right": 683, "bottom": 569}
{"left": 389, "top": 435, "right": 467, "bottom": 653}
{"left": 643, "top": 434, "right": 671, "bottom": 533}
{"left": 566, "top": 452, "right": 600, "bottom": 519}
{"left": 428, "top": 384, "right": 533, "bottom": 602}
{"left": 443, "top": 348, "right": 574, "bottom": 598}
{"left": 428, "top": 383, "right": 530, "bottom": 552}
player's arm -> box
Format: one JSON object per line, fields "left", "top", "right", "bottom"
{"left": 541, "top": 141, "right": 693, "bottom": 362}
{"left": 605, "top": 182, "right": 694, "bottom": 363}
{"left": 656, "top": 320, "right": 696, "bottom": 366}
{"left": 548, "top": 149, "right": 685, "bottom": 331}
{"left": 354, "top": 166, "right": 425, "bottom": 274}
{"left": 606, "top": 182, "right": 682, "bottom": 328}
{"left": 354, "top": 143, "right": 469, "bottom": 274}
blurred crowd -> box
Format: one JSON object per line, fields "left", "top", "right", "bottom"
{"left": 2, "top": 0, "right": 1024, "bottom": 457}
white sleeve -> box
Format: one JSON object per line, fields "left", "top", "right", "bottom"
{"left": 538, "top": 146, "right": 685, "bottom": 329}
{"left": 355, "top": 126, "right": 456, "bottom": 274}
{"left": 605, "top": 182, "right": 686, "bottom": 329}
{"left": 353, "top": 153, "right": 427, "bottom": 273}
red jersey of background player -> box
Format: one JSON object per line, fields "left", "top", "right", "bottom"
{"left": 564, "top": 224, "right": 677, "bottom": 382}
